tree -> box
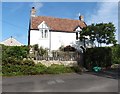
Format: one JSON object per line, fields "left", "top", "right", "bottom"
{"left": 80, "top": 22, "right": 117, "bottom": 47}
{"left": 80, "top": 24, "right": 96, "bottom": 47}
{"left": 33, "top": 44, "right": 39, "bottom": 51}
{"left": 39, "top": 46, "right": 48, "bottom": 56}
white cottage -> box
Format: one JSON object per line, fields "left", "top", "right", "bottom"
{"left": 28, "top": 7, "right": 87, "bottom": 51}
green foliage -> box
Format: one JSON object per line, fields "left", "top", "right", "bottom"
{"left": 33, "top": 44, "right": 39, "bottom": 51}
{"left": 46, "top": 64, "right": 71, "bottom": 74}
{"left": 31, "top": 45, "right": 48, "bottom": 57}
{"left": 2, "top": 65, "right": 24, "bottom": 76}
{"left": 2, "top": 63, "right": 82, "bottom": 76}
{"left": 2, "top": 45, "right": 29, "bottom": 61}
{"left": 85, "top": 47, "right": 112, "bottom": 69}
{"left": 22, "top": 60, "right": 35, "bottom": 66}
{"left": 2, "top": 57, "right": 35, "bottom": 66}
{"left": 39, "top": 46, "right": 48, "bottom": 56}
{"left": 111, "top": 44, "right": 120, "bottom": 64}
{"left": 2, "top": 57, "right": 21, "bottom": 66}
{"left": 81, "top": 22, "right": 117, "bottom": 47}
{"left": 33, "top": 63, "right": 47, "bottom": 74}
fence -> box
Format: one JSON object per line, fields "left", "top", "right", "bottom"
{"left": 35, "top": 51, "right": 83, "bottom": 62}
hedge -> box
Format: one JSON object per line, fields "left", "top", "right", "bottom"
{"left": 111, "top": 44, "right": 120, "bottom": 64}
{"left": 85, "top": 47, "right": 112, "bottom": 70}
{"left": 2, "top": 63, "right": 82, "bottom": 76}
{"left": 2, "top": 58, "right": 35, "bottom": 66}
{"left": 1, "top": 44, "right": 29, "bottom": 61}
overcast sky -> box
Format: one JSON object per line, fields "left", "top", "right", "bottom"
{"left": 2, "top": 1, "right": 119, "bottom": 45}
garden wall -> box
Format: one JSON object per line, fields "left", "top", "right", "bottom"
{"left": 34, "top": 60, "right": 78, "bottom": 67}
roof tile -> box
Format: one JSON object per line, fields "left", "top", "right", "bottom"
{"left": 31, "top": 16, "right": 86, "bottom": 32}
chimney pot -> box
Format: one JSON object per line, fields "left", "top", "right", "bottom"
{"left": 31, "top": 7, "right": 36, "bottom": 17}
{"left": 79, "top": 15, "right": 84, "bottom": 21}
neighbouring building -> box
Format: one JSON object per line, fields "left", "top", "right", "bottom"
{"left": 0, "top": 36, "right": 23, "bottom": 46}
{"left": 28, "top": 7, "right": 92, "bottom": 51}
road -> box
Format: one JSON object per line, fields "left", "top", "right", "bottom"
{"left": 2, "top": 72, "right": 118, "bottom": 92}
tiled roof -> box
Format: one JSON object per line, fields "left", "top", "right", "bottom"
{"left": 31, "top": 16, "right": 87, "bottom": 32}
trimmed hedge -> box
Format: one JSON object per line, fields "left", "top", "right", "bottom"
{"left": 45, "top": 64, "right": 73, "bottom": 74}
{"left": 2, "top": 44, "right": 29, "bottom": 61}
{"left": 85, "top": 47, "right": 112, "bottom": 70}
{"left": 2, "top": 63, "right": 82, "bottom": 76}
{"left": 2, "top": 58, "right": 35, "bottom": 66}
{"left": 111, "top": 44, "right": 120, "bottom": 64}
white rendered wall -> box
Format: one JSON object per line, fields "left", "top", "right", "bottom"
{"left": 30, "top": 30, "right": 50, "bottom": 49}
{"left": 30, "top": 30, "right": 76, "bottom": 50}
{"left": 50, "top": 32, "right": 76, "bottom": 50}
{"left": 30, "top": 30, "right": 93, "bottom": 51}
{"left": 30, "top": 21, "right": 77, "bottom": 50}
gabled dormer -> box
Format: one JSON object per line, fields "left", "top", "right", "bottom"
{"left": 74, "top": 26, "right": 82, "bottom": 40}
{"left": 38, "top": 21, "right": 50, "bottom": 39}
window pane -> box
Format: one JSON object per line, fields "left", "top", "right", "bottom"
{"left": 45, "top": 30, "right": 48, "bottom": 38}
{"left": 42, "top": 30, "right": 43, "bottom": 38}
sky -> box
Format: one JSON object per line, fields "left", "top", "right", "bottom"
{"left": 1, "top": 2, "right": 119, "bottom": 45}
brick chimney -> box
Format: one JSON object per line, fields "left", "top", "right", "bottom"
{"left": 79, "top": 15, "right": 84, "bottom": 21}
{"left": 31, "top": 7, "right": 36, "bottom": 17}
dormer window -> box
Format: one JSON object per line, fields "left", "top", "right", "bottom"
{"left": 40, "top": 29, "right": 48, "bottom": 39}
{"left": 41, "top": 29, "right": 43, "bottom": 38}
{"left": 38, "top": 21, "right": 50, "bottom": 39}
{"left": 45, "top": 30, "right": 48, "bottom": 38}
{"left": 75, "top": 26, "right": 82, "bottom": 40}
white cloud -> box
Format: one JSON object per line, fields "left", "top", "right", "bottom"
{"left": 86, "top": 2, "right": 118, "bottom": 42}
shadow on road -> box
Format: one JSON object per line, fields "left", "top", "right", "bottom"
{"left": 84, "top": 68, "right": 119, "bottom": 80}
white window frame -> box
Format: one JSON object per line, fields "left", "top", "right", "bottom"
{"left": 75, "top": 26, "right": 82, "bottom": 40}
{"left": 38, "top": 21, "right": 50, "bottom": 39}
{"left": 39, "top": 29, "right": 48, "bottom": 39}
{"left": 44, "top": 29, "right": 48, "bottom": 38}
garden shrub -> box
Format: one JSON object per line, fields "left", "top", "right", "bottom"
{"left": 2, "top": 65, "right": 24, "bottom": 76}
{"left": 2, "top": 57, "right": 35, "bottom": 66}
{"left": 2, "top": 62, "right": 82, "bottom": 76}
{"left": 33, "top": 63, "right": 47, "bottom": 74}
{"left": 46, "top": 64, "right": 73, "bottom": 74}
{"left": 111, "top": 44, "right": 120, "bottom": 64}
{"left": 22, "top": 60, "right": 35, "bottom": 66}
{"left": 46, "top": 64, "right": 66, "bottom": 74}
{"left": 2, "top": 45, "right": 29, "bottom": 61}
{"left": 85, "top": 47, "right": 112, "bottom": 70}
{"left": 2, "top": 57, "right": 22, "bottom": 66}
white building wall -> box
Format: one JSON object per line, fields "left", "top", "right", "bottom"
{"left": 30, "top": 30, "right": 94, "bottom": 51}
{"left": 30, "top": 30, "right": 50, "bottom": 49}
{"left": 30, "top": 30, "right": 76, "bottom": 50}
{"left": 30, "top": 21, "right": 77, "bottom": 50}
{"left": 50, "top": 32, "right": 76, "bottom": 50}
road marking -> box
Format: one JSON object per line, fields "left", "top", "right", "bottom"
{"left": 55, "top": 79, "right": 64, "bottom": 83}
{"left": 47, "top": 81, "right": 56, "bottom": 85}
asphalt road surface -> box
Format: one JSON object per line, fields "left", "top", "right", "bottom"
{"left": 2, "top": 72, "right": 119, "bottom": 92}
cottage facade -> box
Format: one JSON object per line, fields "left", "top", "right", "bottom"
{"left": 28, "top": 7, "right": 90, "bottom": 51}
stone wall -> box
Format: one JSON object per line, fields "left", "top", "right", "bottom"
{"left": 34, "top": 60, "right": 78, "bottom": 67}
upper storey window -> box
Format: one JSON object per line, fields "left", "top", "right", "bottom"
{"left": 75, "top": 26, "right": 82, "bottom": 40}
{"left": 44, "top": 30, "right": 48, "bottom": 38}
{"left": 38, "top": 21, "right": 49, "bottom": 39}
{"left": 40, "top": 29, "right": 48, "bottom": 38}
